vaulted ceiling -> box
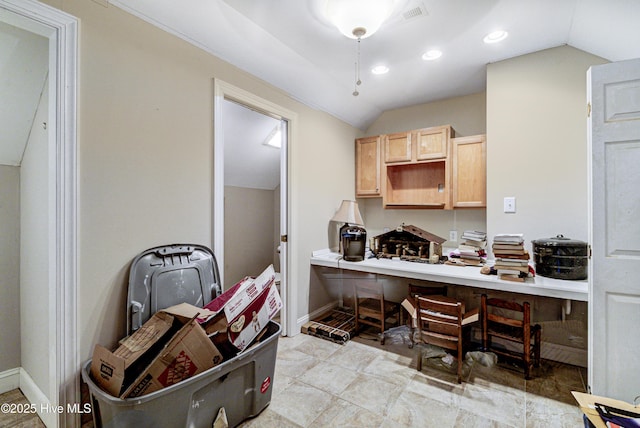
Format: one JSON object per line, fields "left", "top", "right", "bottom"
{"left": 0, "top": 21, "right": 48, "bottom": 167}
{"left": 112, "top": 0, "right": 640, "bottom": 130}
{"left": 3, "top": 0, "right": 639, "bottom": 188}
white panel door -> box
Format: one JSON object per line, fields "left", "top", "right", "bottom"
{"left": 588, "top": 58, "right": 640, "bottom": 401}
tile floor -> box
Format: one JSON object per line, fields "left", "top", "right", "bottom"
{"left": 1, "top": 328, "right": 587, "bottom": 428}
{"left": 239, "top": 328, "right": 587, "bottom": 428}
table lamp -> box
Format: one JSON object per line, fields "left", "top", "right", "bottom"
{"left": 330, "top": 200, "right": 366, "bottom": 261}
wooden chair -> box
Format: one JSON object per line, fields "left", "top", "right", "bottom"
{"left": 406, "top": 284, "right": 448, "bottom": 348}
{"left": 414, "top": 294, "right": 478, "bottom": 383}
{"left": 481, "top": 294, "right": 542, "bottom": 379}
{"left": 353, "top": 280, "right": 401, "bottom": 344}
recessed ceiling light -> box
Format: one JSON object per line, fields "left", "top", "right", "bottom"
{"left": 422, "top": 49, "right": 442, "bottom": 61}
{"left": 483, "top": 30, "right": 508, "bottom": 44}
{"left": 371, "top": 65, "right": 389, "bottom": 75}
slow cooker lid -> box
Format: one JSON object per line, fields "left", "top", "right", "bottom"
{"left": 532, "top": 234, "right": 587, "bottom": 247}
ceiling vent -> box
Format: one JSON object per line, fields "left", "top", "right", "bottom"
{"left": 402, "top": 2, "right": 428, "bottom": 21}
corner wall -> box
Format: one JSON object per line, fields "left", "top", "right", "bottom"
{"left": 224, "top": 186, "right": 276, "bottom": 286}
{"left": 20, "top": 78, "right": 50, "bottom": 398}
{"left": 0, "top": 165, "right": 20, "bottom": 373}
{"left": 486, "top": 46, "right": 608, "bottom": 254}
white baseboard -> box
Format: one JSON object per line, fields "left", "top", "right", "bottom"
{"left": 296, "top": 300, "right": 339, "bottom": 333}
{"left": 0, "top": 367, "right": 56, "bottom": 427}
{"left": 19, "top": 368, "right": 56, "bottom": 428}
{"left": 0, "top": 368, "right": 21, "bottom": 394}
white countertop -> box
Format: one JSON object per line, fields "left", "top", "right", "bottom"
{"left": 310, "top": 249, "right": 588, "bottom": 301}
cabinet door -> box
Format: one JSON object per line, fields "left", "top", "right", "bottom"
{"left": 451, "top": 135, "right": 486, "bottom": 208}
{"left": 356, "top": 136, "right": 381, "bottom": 197}
{"left": 384, "top": 132, "right": 412, "bottom": 163}
{"left": 415, "top": 125, "right": 451, "bottom": 160}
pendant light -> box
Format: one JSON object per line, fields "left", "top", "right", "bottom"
{"left": 324, "top": 0, "right": 399, "bottom": 96}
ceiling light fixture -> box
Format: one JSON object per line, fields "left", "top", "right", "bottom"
{"left": 325, "top": 0, "right": 398, "bottom": 40}
{"left": 483, "top": 30, "right": 508, "bottom": 44}
{"left": 371, "top": 65, "right": 389, "bottom": 75}
{"left": 324, "top": 0, "right": 400, "bottom": 96}
{"left": 422, "top": 49, "right": 442, "bottom": 61}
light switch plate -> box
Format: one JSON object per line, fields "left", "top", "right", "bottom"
{"left": 504, "top": 197, "right": 516, "bottom": 213}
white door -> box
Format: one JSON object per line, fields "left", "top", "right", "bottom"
{"left": 588, "top": 57, "right": 640, "bottom": 402}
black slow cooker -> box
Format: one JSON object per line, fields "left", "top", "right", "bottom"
{"left": 531, "top": 235, "right": 589, "bottom": 280}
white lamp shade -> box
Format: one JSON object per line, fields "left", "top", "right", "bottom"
{"left": 325, "top": 0, "right": 398, "bottom": 39}
{"left": 331, "top": 200, "right": 364, "bottom": 225}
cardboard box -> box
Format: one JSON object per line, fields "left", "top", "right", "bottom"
{"left": 572, "top": 391, "right": 640, "bottom": 428}
{"left": 90, "top": 311, "right": 177, "bottom": 397}
{"left": 122, "top": 316, "right": 223, "bottom": 398}
{"left": 202, "top": 264, "right": 282, "bottom": 352}
{"left": 227, "top": 282, "right": 282, "bottom": 351}
{"left": 90, "top": 306, "right": 223, "bottom": 398}
{"left": 401, "top": 296, "right": 418, "bottom": 328}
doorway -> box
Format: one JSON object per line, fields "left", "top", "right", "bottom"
{"left": 0, "top": 1, "right": 77, "bottom": 427}
{"left": 222, "top": 99, "right": 283, "bottom": 287}
{"left": 213, "top": 80, "right": 297, "bottom": 337}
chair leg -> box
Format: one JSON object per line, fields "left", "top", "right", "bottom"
{"left": 524, "top": 348, "right": 531, "bottom": 380}
{"left": 481, "top": 294, "right": 488, "bottom": 351}
{"left": 457, "top": 339, "right": 463, "bottom": 383}
{"left": 533, "top": 325, "right": 541, "bottom": 367}
{"left": 416, "top": 346, "right": 422, "bottom": 371}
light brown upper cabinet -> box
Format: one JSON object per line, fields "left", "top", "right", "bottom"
{"left": 356, "top": 135, "right": 382, "bottom": 197}
{"left": 451, "top": 134, "right": 486, "bottom": 208}
{"left": 355, "top": 126, "right": 485, "bottom": 209}
{"left": 384, "top": 125, "right": 453, "bottom": 164}
{"left": 384, "top": 132, "right": 412, "bottom": 163}
{"left": 415, "top": 125, "right": 452, "bottom": 160}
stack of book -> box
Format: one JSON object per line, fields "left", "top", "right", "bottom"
{"left": 492, "top": 233, "right": 531, "bottom": 282}
{"left": 455, "top": 230, "right": 487, "bottom": 265}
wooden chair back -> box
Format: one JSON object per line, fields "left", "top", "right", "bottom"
{"left": 353, "top": 280, "right": 400, "bottom": 344}
{"left": 415, "top": 294, "right": 466, "bottom": 382}
{"left": 481, "top": 294, "right": 541, "bottom": 379}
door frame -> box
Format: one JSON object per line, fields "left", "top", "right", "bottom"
{"left": 0, "top": 0, "right": 78, "bottom": 426}
{"left": 213, "top": 79, "right": 297, "bottom": 336}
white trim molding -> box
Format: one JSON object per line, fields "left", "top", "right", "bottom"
{"left": 20, "top": 368, "right": 55, "bottom": 428}
{"left": 0, "top": 1, "right": 78, "bottom": 427}
{"left": 213, "top": 79, "right": 298, "bottom": 337}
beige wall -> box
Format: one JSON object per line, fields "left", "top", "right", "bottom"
{"left": 359, "top": 92, "right": 487, "bottom": 244}
{"left": 486, "top": 46, "right": 608, "bottom": 256}
{"left": 224, "top": 186, "right": 276, "bottom": 286}
{"left": 20, "top": 78, "right": 50, "bottom": 396}
{"left": 37, "top": 1, "right": 611, "bottom": 365}
{"left": 39, "top": 0, "right": 360, "bottom": 357}
{"left": 0, "top": 165, "right": 20, "bottom": 372}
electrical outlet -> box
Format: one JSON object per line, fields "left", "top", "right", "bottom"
{"left": 449, "top": 230, "right": 457, "bottom": 242}
{"left": 504, "top": 197, "right": 516, "bottom": 213}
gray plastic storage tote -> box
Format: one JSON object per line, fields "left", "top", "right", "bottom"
{"left": 83, "top": 244, "right": 279, "bottom": 427}
{"left": 82, "top": 321, "right": 280, "bottom": 428}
